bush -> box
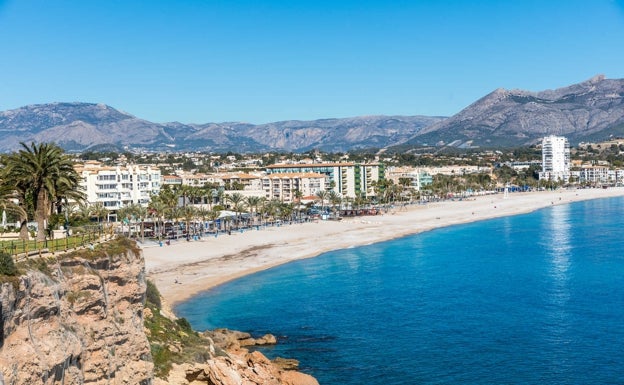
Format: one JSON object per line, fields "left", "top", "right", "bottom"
{"left": 146, "top": 279, "right": 162, "bottom": 309}
{"left": 0, "top": 251, "right": 17, "bottom": 276}
{"left": 175, "top": 317, "right": 193, "bottom": 334}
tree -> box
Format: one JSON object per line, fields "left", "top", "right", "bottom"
{"left": 245, "top": 196, "right": 262, "bottom": 220}
{"left": 1, "top": 142, "right": 83, "bottom": 241}
{"left": 148, "top": 199, "right": 168, "bottom": 239}
{"left": 226, "top": 192, "right": 246, "bottom": 228}
{"left": 315, "top": 190, "right": 328, "bottom": 213}
{"left": 0, "top": 181, "right": 27, "bottom": 229}
{"left": 74, "top": 202, "right": 93, "bottom": 223}
{"left": 328, "top": 190, "right": 342, "bottom": 215}
{"left": 130, "top": 204, "right": 148, "bottom": 242}
{"left": 182, "top": 205, "right": 197, "bottom": 238}
{"left": 92, "top": 202, "right": 109, "bottom": 223}
{"left": 0, "top": 251, "right": 17, "bottom": 276}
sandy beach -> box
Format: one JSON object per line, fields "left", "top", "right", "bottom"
{"left": 142, "top": 187, "right": 624, "bottom": 309}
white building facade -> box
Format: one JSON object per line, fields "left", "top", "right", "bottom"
{"left": 76, "top": 161, "right": 161, "bottom": 210}
{"left": 386, "top": 167, "right": 433, "bottom": 191}
{"left": 539, "top": 135, "right": 570, "bottom": 182}
{"left": 265, "top": 162, "right": 384, "bottom": 198}
{"left": 262, "top": 172, "right": 326, "bottom": 202}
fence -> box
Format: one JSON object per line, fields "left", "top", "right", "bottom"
{"left": 1, "top": 226, "right": 109, "bottom": 260}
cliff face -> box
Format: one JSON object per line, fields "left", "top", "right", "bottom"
{"left": 0, "top": 241, "right": 319, "bottom": 385}
{"left": 0, "top": 248, "right": 153, "bottom": 385}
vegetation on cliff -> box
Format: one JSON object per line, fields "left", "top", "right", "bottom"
{"left": 0, "top": 251, "right": 17, "bottom": 276}
{"left": 144, "top": 278, "right": 210, "bottom": 378}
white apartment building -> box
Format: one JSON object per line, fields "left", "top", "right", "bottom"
{"left": 76, "top": 161, "right": 161, "bottom": 211}
{"left": 570, "top": 167, "right": 624, "bottom": 185}
{"left": 265, "top": 162, "right": 384, "bottom": 198}
{"left": 539, "top": 135, "right": 570, "bottom": 182}
{"left": 386, "top": 167, "right": 433, "bottom": 191}
{"left": 420, "top": 165, "right": 492, "bottom": 176}
{"left": 262, "top": 172, "right": 326, "bottom": 202}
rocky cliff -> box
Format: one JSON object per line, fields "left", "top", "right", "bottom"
{"left": 0, "top": 239, "right": 318, "bottom": 385}
{"left": 0, "top": 240, "right": 153, "bottom": 384}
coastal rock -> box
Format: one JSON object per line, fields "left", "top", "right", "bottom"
{"left": 273, "top": 357, "right": 300, "bottom": 371}
{"left": 280, "top": 371, "right": 320, "bottom": 385}
{"left": 157, "top": 337, "right": 318, "bottom": 385}
{"left": 203, "top": 328, "right": 277, "bottom": 349}
{"left": 0, "top": 248, "right": 153, "bottom": 385}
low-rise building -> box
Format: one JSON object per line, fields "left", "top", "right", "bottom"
{"left": 386, "top": 167, "right": 433, "bottom": 191}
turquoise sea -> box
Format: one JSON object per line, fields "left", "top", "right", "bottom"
{"left": 176, "top": 197, "right": 624, "bottom": 384}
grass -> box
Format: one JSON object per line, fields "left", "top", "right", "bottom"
{"left": 144, "top": 279, "right": 211, "bottom": 378}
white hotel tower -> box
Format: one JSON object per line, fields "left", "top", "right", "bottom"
{"left": 539, "top": 135, "right": 570, "bottom": 183}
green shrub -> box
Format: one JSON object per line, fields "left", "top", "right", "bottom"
{"left": 175, "top": 317, "right": 193, "bottom": 334}
{"left": 0, "top": 251, "right": 17, "bottom": 276}
{"left": 146, "top": 279, "right": 162, "bottom": 309}
{"left": 151, "top": 344, "right": 172, "bottom": 378}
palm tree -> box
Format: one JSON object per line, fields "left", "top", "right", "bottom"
{"left": 226, "top": 192, "right": 246, "bottom": 228}
{"left": 226, "top": 192, "right": 245, "bottom": 211}
{"left": 182, "top": 205, "right": 197, "bottom": 239}
{"left": 195, "top": 206, "right": 210, "bottom": 236}
{"left": 280, "top": 202, "right": 294, "bottom": 222}
{"left": 157, "top": 186, "right": 178, "bottom": 213}
{"left": 0, "top": 181, "right": 27, "bottom": 231}
{"left": 53, "top": 169, "right": 85, "bottom": 217}
{"left": 130, "top": 204, "right": 148, "bottom": 242}
{"left": 148, "top": 199, "right": 168, "bottom": 239}
{"left": 328, "top": 190, "right": 342, "bottom": 216}
{"left": 92, "top": 202, "right": 109, "bottom": 223}
{"left": 1, "top": 142, "right": 82, "bottom": 241}
{"left": 354, "top": 192, "right": 368, "bottom": 210}
{"left": 175, "top": 184, "right": 195, "bottom": 209}
{"left": 245, "top": 196, "right": 263, "bottom": 225}
{"left": 292, "top": 189, "right": 304, "bottom": 222}
{"left": 74, "top": 202, "right": 93, "bottom": 223}
{"left": 315, "top": 190, "right": 328, "bottom": 214}
{"left": 117, "top": 205, "right": 133, "bottom": 237}
{"left": 206, "top": 208, "right": 220, "bottom": 233}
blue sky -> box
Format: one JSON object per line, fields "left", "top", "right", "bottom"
{"left": 1, "top": 0, "right": 623, "bottom": 124}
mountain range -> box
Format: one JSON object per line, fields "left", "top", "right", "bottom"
{"left": 402, "top": 74, "right": 624, "bottom": 149}
{"left": 1, "top": 75, "right": 623, "bottom": 153}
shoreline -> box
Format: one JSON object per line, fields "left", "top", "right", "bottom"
{"left": 142, "top": 187, "right": 624, "bottom": 310}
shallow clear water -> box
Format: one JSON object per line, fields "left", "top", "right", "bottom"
{"left": 176, "top": 197, "right": 624, "bottom": 384}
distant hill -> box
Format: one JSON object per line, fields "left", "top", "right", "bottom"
{"left": 401, "top": 75, "right": 624, "bottom": 149}
{"left": 2, "top": 75, "right": 624, "bottom": 153}
{"left": 0, "top": 103, "right": 443, "bottom": 153}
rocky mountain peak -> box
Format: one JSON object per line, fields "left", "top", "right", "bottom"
{"left": 403, "top": 75, "right": 624, "bottom": 148}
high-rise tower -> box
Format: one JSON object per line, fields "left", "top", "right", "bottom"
{"left": 539, "top": 135, "right": 570, "bottom": 182}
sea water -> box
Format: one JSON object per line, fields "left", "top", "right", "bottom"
{"left": 176, "top": 197, "right": 624, "bottom": 384}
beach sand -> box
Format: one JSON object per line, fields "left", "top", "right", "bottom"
{"left": 142, "top": 187, "right": 624, "bottom": 309}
